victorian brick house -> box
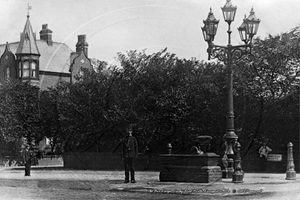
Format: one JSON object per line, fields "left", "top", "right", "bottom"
{"left": 0, "top": 13, "right": 93, "bottom": 90}
{"left": 0, "top": 13, "right": 95, "bottom": 158}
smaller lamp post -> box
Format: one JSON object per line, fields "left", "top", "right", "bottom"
{"left": 232, "top": 142, "right": 244, "bottom": 182}
{"left": 286, "top": 142, "right": 296, "bottom": 180}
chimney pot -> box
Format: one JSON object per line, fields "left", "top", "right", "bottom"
{"left": 39, "top": 24, "right": 53, "bottom": 46}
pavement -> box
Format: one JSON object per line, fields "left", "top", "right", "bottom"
{"left": 0, "top": 165, "right": 300, "bottom": 200}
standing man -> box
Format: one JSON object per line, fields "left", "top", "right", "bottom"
{"left": 122, "top": 125, "right": 138, "bottom": 183}
{"left": 22, "top": 145, "right": 32, "bottom": 176}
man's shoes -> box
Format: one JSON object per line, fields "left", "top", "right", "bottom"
{"left": 124, "top": 180, "right": 129, "bottom": 183}
{"left": 131, "top": 180, "right": 136, "bottom": 183}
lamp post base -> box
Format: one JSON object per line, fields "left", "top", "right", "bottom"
{"left": 222, "top": 157, "right": 234, "bottom": 178}
{"left": 232, "top": 171, "right": 244, "bottom": 183}
{"left": 286, "top": 171, "right": 296, "bottom": 180}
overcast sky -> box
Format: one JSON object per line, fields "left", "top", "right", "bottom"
{"left": 1, "top": 0, "right": 300, "bottom": 65}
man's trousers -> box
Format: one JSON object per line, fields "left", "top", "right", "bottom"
{"left": 124, "top": 157, "right": 135, "bottom": 181}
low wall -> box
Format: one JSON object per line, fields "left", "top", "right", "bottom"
{"left": 241, "top": 151, "right": 294, "bottom": 173}
{"left": 63, "top": 152, "right": 163, "bottom": 171}
{"left": 63, "top": 151, "right": 295, "bottom": 173}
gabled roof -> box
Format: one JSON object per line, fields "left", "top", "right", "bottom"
{"left": 16, "top": 15, "right": 40, "bottom": 56}
{"left": 0, "top": 40, "right": 73, "bottom": 74}
{"left": 69, "top": 50, "right": 92, "bottom": 72}
{"left": 0, "top": 42, "right": 15, "bottom": 60}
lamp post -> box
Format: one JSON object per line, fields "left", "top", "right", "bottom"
{"left": 201, "top": 0, "right": 260, "bottom": 182}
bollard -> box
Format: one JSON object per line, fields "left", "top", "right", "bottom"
{"left": 232, "top": 142, "right": 244, "bottom": 183}
{"left": 166, "top": 143, "right": 172, "bottom": 155}
{"left": 286, "top": 142, "right": 296, "bottom": 180}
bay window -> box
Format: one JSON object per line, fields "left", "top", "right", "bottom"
{"left": 18, "top": 60, "right": 38, "bottom": 79}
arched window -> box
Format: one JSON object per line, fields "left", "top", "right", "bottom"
{"left": 6, "top": 66, "right": 10, "bottom": 78}
{"left": 23, "top": 61, "right": 29, "bottom": 77}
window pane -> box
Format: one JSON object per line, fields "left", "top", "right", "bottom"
{"left": 31, "top": 61, "right": 36, "bottom": 77}
{"left": 19, "top": 62, "right": 22, "bottom": 77}
{"left": 32, "top": 70, "right": 36, "bottom": 77}
{"left": 6, "top": 66, "right": 10, "bottom": 78}
{"left": 31, "top": 61, "right": 36, "bottom": 70}
{"left": 23, "top": 61, "right": 29, "bottom": 69}
{"left": 23, "top": 61, "right": 29, "bottom": 77}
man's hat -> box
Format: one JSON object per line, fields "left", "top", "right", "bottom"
{"left": 126, "top": 124, "right": 134, "bottom": 131}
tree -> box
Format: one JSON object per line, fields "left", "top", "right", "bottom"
{"left": 115, "top": 49, "right": 227, "bottom": 153}
{"left": 0, "top": 80, "right": 42, "bottom": 159}
{"left": 233, "top": 28, "right": 300, "bottom": 157}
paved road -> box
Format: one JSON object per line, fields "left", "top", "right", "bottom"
{"left": 0, "top": 166, "right": 299, "bottom": 200}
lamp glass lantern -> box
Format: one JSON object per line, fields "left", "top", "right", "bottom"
{"left": 244, "top": 8, "right": 260, "bottom": 37}
{"left": 201, "top": 26, "right": 211, "bottom": 43}
{"left": 237, "top": 16, "right": 248, "bottom": 43}
{"left": 202, "top": 8, "right": 219, "bottom": 43}
{"left": 221, "top": 0, "right": 237, "bottom": 23}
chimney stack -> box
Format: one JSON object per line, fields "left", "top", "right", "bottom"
{"left": 39, "top": 24, "right": 53, "bottom": 46}
{"left": 76, "top": 34, "right": 88, "bottom": 57}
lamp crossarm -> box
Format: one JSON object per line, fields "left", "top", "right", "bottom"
{"left": 207, "top": 43, "right": 252, "bottom": 62}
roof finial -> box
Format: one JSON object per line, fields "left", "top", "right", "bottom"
{"left": 27, "top": 2, "right": 32, "bottom": 18}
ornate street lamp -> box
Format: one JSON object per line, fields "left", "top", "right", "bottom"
{"left": 201, "top": 8, "right": 219, "bottom": 44}
{"left": 201, "top": 0, "right": 260, "bottom": 183}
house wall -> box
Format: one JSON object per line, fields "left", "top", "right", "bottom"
{"left": 39, "top": 71, "right": 71, "bottom": 90}
{"left": 70, "top": 51, "right": 91, "bottom": 84}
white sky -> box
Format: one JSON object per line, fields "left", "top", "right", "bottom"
{"left": 1, "top": 0, "right": 300, "bottom": 65}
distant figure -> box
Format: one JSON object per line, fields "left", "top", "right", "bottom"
{"left": 259, "top": 142, "right": 272, "bottom": 171}
{"left": 122, "top": 125, "right": 138, "bottom": 183}
{"left": 22, "top": 145, "right": 32, "bottom": 176}
{"left": 144, "top": 144, "right": 152, "bottom": 170}
{"left": 259, "top": 143, "right": 272, "bottom": 158}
